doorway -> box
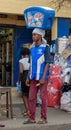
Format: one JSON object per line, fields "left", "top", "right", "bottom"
{"left": 0, "top": 27, "right": 14, "bottom": 86}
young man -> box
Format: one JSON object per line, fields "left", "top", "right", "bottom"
{"left": 25, "top": 28, "right": 50, "bottom": 124}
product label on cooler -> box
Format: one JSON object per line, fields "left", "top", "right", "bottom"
{"left": 25, "top": 11, "right": 44, "bottom": 28}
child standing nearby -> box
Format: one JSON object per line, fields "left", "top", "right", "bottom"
{"left": 18, "top": 47, "right": 30, "bottom": 116}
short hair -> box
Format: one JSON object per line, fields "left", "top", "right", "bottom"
{"left": 20, "top": 47, "right": 30, "bottom": 56}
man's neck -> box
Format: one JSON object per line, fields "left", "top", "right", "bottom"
{"left": 35, "top": 40, "right": 42, "bottom": 46}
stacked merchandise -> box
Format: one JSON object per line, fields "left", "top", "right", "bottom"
{"left": 56, "top": 36, "right": 69, "bottom": 54}
{"left": 55, "top": 36, "right": 71, "bottom": 84}
{"left": 52, "top": 36, "right": 71, "bottom": 111}
{"left": 60, "top": 41, "right": 71, "bottom": 112}
{"left": 61, "top": 43, "right": 71, "bottom": 84}
{"left": 47, "top": 36, "right": 71, "bottom": 108}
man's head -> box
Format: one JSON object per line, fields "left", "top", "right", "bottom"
{"left": 32, "top": 28, "right": 45, "bottom": 43}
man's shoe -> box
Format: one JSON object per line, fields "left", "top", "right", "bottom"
{"left": 23, "top": 119, "right": 36, "bottom": 124}
{"left": 37, "top": 119, "right": 48, "bottom": 124}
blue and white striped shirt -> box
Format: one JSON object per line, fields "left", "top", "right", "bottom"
{"left": 29, "top": 42, "right": 50, "bottom": 80}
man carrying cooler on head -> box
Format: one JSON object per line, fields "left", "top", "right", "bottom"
{"left": 24, "top": 28, "right": 50, "bottom": 124}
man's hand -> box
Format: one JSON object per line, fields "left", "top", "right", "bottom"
{"left": 36, "top": 78, "right": 45, "bottom": 87}
{"left": 39, "top": 78, "right": 45, "bottom": 85}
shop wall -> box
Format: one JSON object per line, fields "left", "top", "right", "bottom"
{"left": 57, "top": 18, "right": 69, "bottom": 38}
{"left": 51, "top": 18, "right": 57, "bottom": 40}
{"left": 14, "top": 26, "right": 32, "bottom": 85}
{"left": 0, "top": 0, "right": 71, "bottom": 18}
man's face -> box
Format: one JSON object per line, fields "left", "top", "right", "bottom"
{"left": 32, "top": 33, "right": 41, "bottom": 42}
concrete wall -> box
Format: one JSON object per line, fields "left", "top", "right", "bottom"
{"left": 51, "top": 18, "right": 57, "bottom": 40}
{"left": 0, "top": 0, "right": 71, "bottom": 18}
{"left": 0, "top": 0, "right": 54, "bottom": 15}
{"left": 0, "top": 17, "right": 25, "bottom": 26}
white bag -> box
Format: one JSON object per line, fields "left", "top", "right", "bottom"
{"left": 61, "top": 92, "right": 71, "bottom": 104}
{"left": 60, "top": 91, "right": 71, "bottom": 111}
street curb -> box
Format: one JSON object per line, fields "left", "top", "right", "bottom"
{"left": 0, "top": 122, "right": 71, "bottom": 130}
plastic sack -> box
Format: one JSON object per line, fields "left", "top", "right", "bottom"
{"left": 47, "top": 76, "right": 62, "bottom": 107}
{"left": 54, "top": 54, "right": 61, "bottom": 66}
{"left": 61, "top": 82, "right": 71, "bottom": 93}
{"left": 50, "top": 65, "right": 62, "bottom": 77}
{"left": 60, "top": 91, "right": 71, "bottom": 111}
{"left": 54, "top": 54, "right": 68, "bottom": 69}
{"left": 16, "top": 82, "right": 22, "bottom": 93}
{"left": 62, "top": 68, "right": 71, "bottom": 83}
{"left": 61, "top": 92, "right": 71, "bottom": 104}
{"left": 66, "top": 55, "right": 71, "bottom": 68}
{"left": 61, "top": 103, "right": 71, "bottom": 112}
{"left": 55, "top": 36, "right": 69, "bottom": 54}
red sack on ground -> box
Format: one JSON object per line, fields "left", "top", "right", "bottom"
{"left": 47, "top": 76, "right": 62, "bottom": 107}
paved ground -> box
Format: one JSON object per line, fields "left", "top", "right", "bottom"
{"left": 0, "top": 88, "right": 71, "bottom": 130}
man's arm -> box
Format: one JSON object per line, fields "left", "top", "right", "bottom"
{"left": 42, "top": 63, "right": 49, "bottom": 80}
{"left": 39, "top": 45, "right": 50, "bottom": 84}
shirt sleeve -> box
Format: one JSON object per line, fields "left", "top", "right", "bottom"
{"left": 44, "top": 45, "right": 50, "bottom": 64}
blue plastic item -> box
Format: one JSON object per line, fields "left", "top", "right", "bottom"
{"left": 24, "top": 6, "right": 55, "bottom": 30}
{"left": 16, "top": 82, "right": 22, "bottom": 93}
